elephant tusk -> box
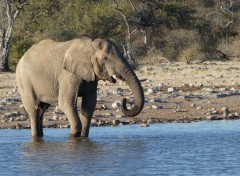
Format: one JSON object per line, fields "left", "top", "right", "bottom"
{"left": 112, "top": 75, "right": 118, "bottom": 80}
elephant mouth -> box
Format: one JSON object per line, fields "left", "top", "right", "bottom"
{"left": 109, "top": 74, "right": 124, "bottom": 83}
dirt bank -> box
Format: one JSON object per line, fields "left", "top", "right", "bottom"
{"left": 1, "top": 61, "right": 240, "bottom": 129}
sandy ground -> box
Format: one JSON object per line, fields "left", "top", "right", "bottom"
{"left": 1, "top": 61, "right": 240, "bottom": 129}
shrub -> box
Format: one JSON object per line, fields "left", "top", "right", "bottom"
{"left": 178, "top": 43, "right": 204, "bottom": 62}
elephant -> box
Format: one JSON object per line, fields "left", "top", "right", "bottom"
{"left": 16, "top": 37, "right": 144, "bottom": 138}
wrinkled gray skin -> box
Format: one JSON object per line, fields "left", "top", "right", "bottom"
{"left": 16, "top": 37, "right": 144, "bottom": 138}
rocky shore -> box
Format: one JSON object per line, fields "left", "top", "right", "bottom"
{"left": 1, "top": 61, "right": 240, "bottom": 129}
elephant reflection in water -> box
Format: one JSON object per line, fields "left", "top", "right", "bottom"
{"left": 16, "top": 37, "right": 144, "bottom": 138}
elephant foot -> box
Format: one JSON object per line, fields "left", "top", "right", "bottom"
{"left": 32, "top": 136, "right": 44, "bottom": 143}
{"left": 69, "top": 132, "right": 81, "bottom": 138}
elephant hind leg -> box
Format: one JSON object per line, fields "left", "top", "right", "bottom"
{"left": 22, "top": 96, "right": 49, "bottom": 137}
{"left": 36, "top": 102, "right": 50, "bottom": 137}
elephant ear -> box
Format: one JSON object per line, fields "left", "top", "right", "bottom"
{"left": 63, "top": 45, "right": 95, "bottom": 82}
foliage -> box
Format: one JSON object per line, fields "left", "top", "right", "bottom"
{"left": 6, "top": 0, "right": 240, "bottom": 69}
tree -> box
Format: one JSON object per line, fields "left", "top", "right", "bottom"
{"left": 0, "top": 0, "right": 26, "bottom": 72}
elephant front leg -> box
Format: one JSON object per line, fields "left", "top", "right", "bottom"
{"left": 59, "top": 69, "right": 82, "bottom": 138}
{"left": 80, "top": 84, "right": 97, "bottom": 137}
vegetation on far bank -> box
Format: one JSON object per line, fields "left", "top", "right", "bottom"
{"left": 1, "top": 0, "right": 240, "bottom": 70}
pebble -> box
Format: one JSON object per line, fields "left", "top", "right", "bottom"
{"left": 15, "top": 123, "right": 23, "bottom": 130}
{"left": 140, "top": 123, "right": 150, "bottom": 127}
{"left": 147, "top": 87, "right": 158, "bottom": 94}
{"left": 206, "top": 115, "right": 218, "bottom": 120}
{"left": 59, "top": 124, "right": 70, "bottom": 128}
{"left": 112, "top": 100, "right": 121, "bottom": 109}
{"left": 113, "top": 88, "right": 124, "bottom": 95}
{"left": 191, "top": 103, "right": 196, "bottom": 108}
{"left": 149, "top": 98, "right": 161, "bottom": 103}
{"left": 103, "top": 113, "right": 113, "bottom": 117}
{"left": 52, "top": 114, "right": 59, "bottom": 120}
{"left": 101, "top": 104, "right": 109, "bottom": 110}
{"left": 168, "top": 87, "right": 176, "bottom": 93}
{"left": 151, "top": 105, "right": 161, "bottom": 109}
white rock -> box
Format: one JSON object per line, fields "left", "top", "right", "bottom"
{"left": 112, "top": 100, "right": 121, "bottom": 109}
{"left": 157, "top": 83, "right": 165, "bottom": 88}
{"left": 103, "top": 113, "right": 113, "bottom": 117}
{"left": 140, "top": 123, "right": 150, "bottom": 127}
{"left": 151, "top": 105, "right": 159, "bottom": 109}
{"left": 168, "top": 87, "right": 176, "bottom": 93}
{"left": 147, "top": 87, "right": 158, "bottom": 94}
{"left": 113, "top": 88, "right": 124, "bottom": 95}
{"left": 52, "top": 114, "right": 59, "bottom": 120}
{"left": 101, "top": 104, "right": 109, "bottom": 110}
{"left": 97, "top": 98, "right": 104, "bottom": 102}
{"left": 196, "top": 82, "right": 203, "bottom": 87}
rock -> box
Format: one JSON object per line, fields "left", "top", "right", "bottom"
{"left": 206, "top": 115, "right": 217, "bottom": 120}
{"left": 59, "top": 116, "right": 68, "bottom": 121}
{"left": 195, "top": 82, "right": 203, "bottom": 87}
{"left": 60, "top": 124, "right": 70, "bottom": 128}
{"left": 146, "top": 79, "right": 153, "bottom": 83}
{"left": 113, "top": 88, "right": 124, "bottom": 95}
{"left": 15, "top": 115, "right": 27, "bottom": 121}
{"left": 97, "top": 120, "right": 104, "bottom": 126}
{"left": 112, "top": 100, "right": 121, "bottom": 109}
{"left": 2, "top": 98, "right": 21, "bottom": 104}
{"left": 197, "top": 106, "right": 202, "bottom": 110}
{"left": 116, "top": 114, "right": 124, "bottom": 118}
{"left": 202, "top": 88, "right": 214, "bottom": 93}
{"left": 91, "top": 119, "right": 97, "bottom": 126}
{"left": 8, "top": 117, "right": 14, "bottom": 122}
{"left": 234, "top": 112, "right": 239, "bottom": 117}
{"left": 112, "top": 120, "right": 121, "bottom": 126}
{"left": 15, "top": 123, "right": 23, "bottom": 130}
{"left": 221, "top": 107, "right": 229, "bottom": 113}
{"left": 101, "top": 104, "right": 109, "bottom": 110}
{"left": 103, "top": 113, "right": 113, "bottom": 117}
{"left": 151, "top": 105, "right": 161, "bottom": 109}
{"left": 157, "top": 83, "right": 165, "bottom": 90}
{"left": 147, "top": 87, "right": 158, "bottom": 94}
{"left": 1, "top": 111, "right": 20, "bottom": 119}
{"left": 182, "top": 83, "right": 190, "bottom": 88}
{"left": 140, "top": 123, "right": 150, "bottom": 127}
{"left": 0, "top": 105, "right": 4, "bottom": 110}
{"left": 54, "top": 106, "right": 64, "bottom": 114}
{"left": 168, "top": 87, "right": 176, "bottom": 93}
{"left": 52, "top": 114, "right": 59, "bottom": 120}
{"left": 147, "top": 119, "right": 153, "bottom": 124}
{"left": 149, "top": 98, "right": 161, "bottom": 103}
{"left": 219, "top": 87, "right": 229, "bottom": 91}
{"left": 208, "top": 108, "right": 218, "bottom": 115}
{"left": 191, "top": 103, "right": 196, "bottom": 108}
{"left": 97, "top": 98, "right": 104, "bottom": 102}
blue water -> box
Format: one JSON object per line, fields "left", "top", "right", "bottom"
{"left": 1, "top": 120, "right": 240, "bottom": 176}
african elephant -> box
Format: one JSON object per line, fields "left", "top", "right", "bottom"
{"left": 16, "top": 37, "right": 144, "bottom": 138}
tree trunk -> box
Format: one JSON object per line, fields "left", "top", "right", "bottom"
{"left": 0, "top": 1, "right": 26, "bottom": 72}
{"left": 0, "top": 27, "right": 11, "bottom": 71}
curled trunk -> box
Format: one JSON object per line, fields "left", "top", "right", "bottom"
{"left": 119, "top": 65, "right": 144, "bottom": 117}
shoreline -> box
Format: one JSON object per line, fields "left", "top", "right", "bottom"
{"left": 1, "top": 61, "right": 240, "bottom": 130}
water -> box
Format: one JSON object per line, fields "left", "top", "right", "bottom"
{"left": 1, "top": 120, "right": 240, "bottom": 176}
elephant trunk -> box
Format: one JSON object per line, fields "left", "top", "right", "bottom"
{"left": 118, "top": 64, "right": 144, "bottom": 117}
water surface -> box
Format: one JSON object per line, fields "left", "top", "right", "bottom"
{"left": 1, "top": 120, "right": 240, "bottom": 176}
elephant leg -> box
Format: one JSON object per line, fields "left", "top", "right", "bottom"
{"left": 20, "top": 94, "right": 41, "bottom": 137}
{"left": 36, "top": 102, "right": 50, "bottom": 137}
{"left": 80, "top": 83, "right": 97, "bottom": 137}
{"left": 59, "top": 69, "right": 81, "bottom": 138}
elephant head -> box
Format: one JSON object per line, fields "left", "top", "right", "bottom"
{"left": 63, "top": 38, "right": 144, "bottom": 117}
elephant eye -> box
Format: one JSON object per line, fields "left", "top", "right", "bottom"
{"left": 103, "top": 57, "right": 107, "bottom": 61}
